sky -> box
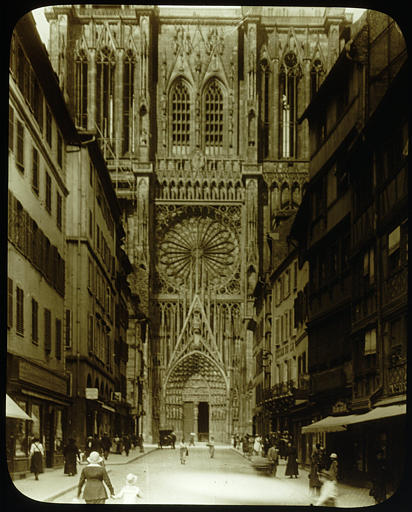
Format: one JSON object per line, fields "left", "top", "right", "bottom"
{"left": 31, "top": 5, "right": 367, "bottom": 48}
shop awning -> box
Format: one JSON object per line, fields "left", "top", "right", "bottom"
{"left": 346, "top": 404, "right": 406, "bottom": 425}
{"left": 301, "top": 404, "right": 406, "bottom": 433}
{"left": 6, "top": 394, "right": 33, "bottom": 421}
{"left": 301, "top": 414, "right": 358, "bottom": 433}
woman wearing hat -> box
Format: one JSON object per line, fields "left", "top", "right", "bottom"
{"left": 77, "top": 451, "right": 115, "bottom": 504}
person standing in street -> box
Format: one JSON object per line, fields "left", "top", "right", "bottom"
{"left": 77, "top": 451, "right": 115, "bottom": 504}
{"left": 84, "top": 436, "right": 93, "bottom": 461}
{"left": 63, "top": 438, "right": 81, "bottom": 476}
{"left": 114, "top": 473, "right": 143, "bottom": 504}
{"left": 170, "top": 430, "right": 177, "bottom": 449}
{"left": 253, "top": 435, "right": 262, "bottom": 456}
{"left": 179, "top": 439, "right": 188, "bottom": 464}
{"left": 285, "top": 442, "right": 299, "bottom": 478}
{"left": 101, "top": 433, "right": 111, "bottom": 461}
{"left": 91, "top": 434, "right": 102, "bottom": 455}
{"left": 138, "top": 433, "right": 145, "bottom": 453}
{"left": 369, "top": 449, "right": 389, "bottom": 504}
{"left": 29, "top": 437, "right": 44, "bottom": 480}
{"left": 207, "top": 436, "right": 215, "bottom": 458}
{"left": 328, "top": 453, "right": 339, "bottom": 482}
{"left": 309, "top": 443, "right": 322, "bottom": 497}
{"left": 267, "top": 441, "right": 279, "bottom": 477}
{"left": 123, "top": 435, "right": 131, "bottom": 456}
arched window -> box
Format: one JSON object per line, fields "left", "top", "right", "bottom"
{"left": 123, "top": 50, "right": 135, "bottom": 155}
{"left": 310, "top": 58, "right": 324, "bottom": 100}
{"left": 279, "top": 52, "right": 300, "bottom": 159}
{"left": 260, "top": 60, "right": 270, "bottom": 158}
{"left": 170, "top": 79, "right": 190, "bottom": 155}
{"left": 96, "top": 47, "right": 115, "bottom": 145}
{"left": 75, "top": 49, "right": 88, "bottom": 129}
{"left": 204, "top": 79, "right": 224, "bottom": 156}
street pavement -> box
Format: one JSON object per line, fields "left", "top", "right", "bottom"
{"left": 9, "top": 444, "right": 376, "bottom": 507}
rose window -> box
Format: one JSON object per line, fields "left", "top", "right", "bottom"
{"left": 158, "top": 217, "right": 239, "bottom": 291}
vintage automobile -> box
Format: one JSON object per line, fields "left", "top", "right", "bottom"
{"left": 158, "top": 429, "right": 176, "bottom": 448}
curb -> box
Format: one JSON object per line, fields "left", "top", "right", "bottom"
{"left": 45, "top": 447, "right": 159, "bottom": 503}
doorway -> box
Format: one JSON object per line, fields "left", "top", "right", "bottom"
{"left": 198, "top": 402, "right": 209, "bottom": 441}
{"left": 183, "top": 401, "right": 194, "bottom": 441}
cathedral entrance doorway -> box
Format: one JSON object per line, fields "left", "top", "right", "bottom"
{"left": 183, "top": 401, "right": 194, "bottom": 441}
{"left": 198, "top": 401, "right": 209, "bottom": 441}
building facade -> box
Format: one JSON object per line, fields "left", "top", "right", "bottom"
{"left": 295, "top": 10, "right": 407, "bottom": 490}
{"left": 7, "top": 12, "right": 142, "bottom": 478}
{"left": 7, "top": 13, "right": 76, "bottom": 475}
{"left": 45, "top": 4, "right": 352, "bottom": 443}
{"left": 64, "top": 134, "right": 134, "bottom": 443}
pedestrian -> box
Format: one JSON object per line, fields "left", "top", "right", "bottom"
{"left": 253, "top": 435, "right": 262, "bottom": 456}
{"left": 63, "top": 438, "right": 81, "bottom": 476}
{"left": 77, "top": 451, "right": 115, "bottom": 504}
{"left": 328, "top": 453, "right": 338, "bottom": 482}
{"left": 29, "top": 437, "right": 44, "bottom": 480}
{"left": 101, "top": 433, "right": 111, "bottom": 461}
{"left": 189, "top": 432, "right": 195, "bottom": 446}
{"left": 170, "top": 430, "right": 177, "bottom": 449}
{"left": 309, "top": 444, "right": 322, "bottom": 497}
{"left": 84, "top": 436, "right": 93, "bottom": 461}
{"left": 91, "top": 434, "right": 102, "bottom": 455}
{"left": 207, "top": 436, "right": 215, "bottom": 458}
{"left": 123, "top": 435, "right": 131, "bottom": 456}
{"left": 179, "top": 439, "right": 188, "bottom": 464}
{"left": 285, "top": 442, "right": 299, "bottom": 478}
{"left": 114, "top": 434, "right": 122, "bottom": 454}
{"left": 369, "top": 449, "right": 389, "bottom": 504}
{"left": 267, "top": 442, "right": 279, "bottom": 477}
{"left": 316, "top": 472, "right": 338, "bottom": 507}
{"left": 114, "top": 473, "right": 143, "bottom": 504}
{"left": 138, "top": 433, "right": 145, "bottom": 453}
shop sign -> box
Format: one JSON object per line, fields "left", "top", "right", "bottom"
{"left": 85, "top": 388, "right": 99, "bottom": 400}
{"left": 19, "top": 360, "right": 66, "bottom": 395}
{"left": 332, "top": 400, "right": 349, "bottom": 414}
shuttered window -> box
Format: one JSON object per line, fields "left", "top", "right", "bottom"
{"left": 55, "top": 318, "right": 62, "bottom": 360}
{"left": 31, "top": 298, "right": 39, "bottom": 343}
{"left": 16, "top": 286, "right": 24, "bottom": 335}
{"left": 44, "top": 308, "right": 51, "bottom": 353}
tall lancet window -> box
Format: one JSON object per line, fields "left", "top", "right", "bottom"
{"left": 123, "top": 50, "right": 135, "bottom": 155}
{"left": 74, "top": 49, "right": 88, "bottom": 129}
{"left": 170, "top": 79, "right": 190, "bottom": 156}
{"left": 279, "top": 51, "right": 300, "bottom": 159}
{"left": 96, "top": 47, "right": 115, "bottom": 146}
{"left": 310, "top": 58, "right": 324, "bottom": 100}
{"left": 261, "top": 60, "right": 270, "bottom": 159}
{"left": 204, "top": 79, "right": 223, "bottom": 156}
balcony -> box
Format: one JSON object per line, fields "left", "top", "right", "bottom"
{"left": 386, "top": 360, "right": 406, "bottom": 396}
{"left": 382, "top": 266, "right": 408, "bottom": 307}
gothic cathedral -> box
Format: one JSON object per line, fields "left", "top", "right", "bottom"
{"left": 46, "top": 5, "right": 350, "bottom": 442}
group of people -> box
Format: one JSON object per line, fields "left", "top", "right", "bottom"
{"left": 178, "top": 435, "right": 215, "bottom": 464}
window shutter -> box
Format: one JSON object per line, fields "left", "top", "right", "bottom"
{"left": 55, "top": 318, "right": 62, "bottom": 360}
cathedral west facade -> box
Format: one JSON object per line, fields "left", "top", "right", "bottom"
{"left": 45, "top": 4, "right": 352, "bottom": 443}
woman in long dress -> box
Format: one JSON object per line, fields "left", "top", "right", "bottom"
{"left": 63, "top": 438, "right": 81, "bottom": 476}
{"left": 77, "top": 451, "right": 115, "bottom": 504}
{"left": 285, "top": 442, "right": 299, "bottom": 478}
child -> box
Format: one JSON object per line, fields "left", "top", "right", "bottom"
{"left": 114, "top": 473, "right": 143, "bottom": 504}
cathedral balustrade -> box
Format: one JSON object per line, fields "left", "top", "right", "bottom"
{"left": 155, "top": 164, "right": 245, "bottom": 201}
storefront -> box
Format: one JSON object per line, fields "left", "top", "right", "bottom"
{"left": 301, "top": 403, "right": 406, "bottom": 489}
{"left": 7, "top": 356, "right": 70, "bottom": 477}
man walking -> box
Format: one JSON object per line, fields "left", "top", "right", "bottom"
{"left": 207, "top": 436, "right": 215, "bottom": 458}
{"left": 101, "top": 433, "right": 111, "bottom": 461}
